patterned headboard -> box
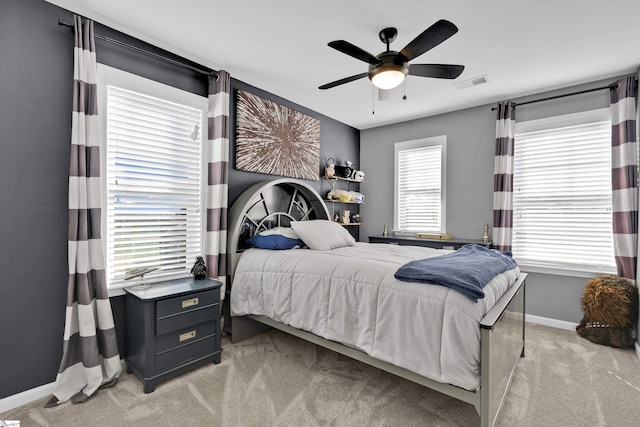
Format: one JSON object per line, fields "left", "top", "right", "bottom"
{"left": 226, "top": 178, "right": 330, "bottom": 281}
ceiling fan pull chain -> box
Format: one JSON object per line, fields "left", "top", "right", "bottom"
{"left": 372, "top": 86, "right": 375, "bottom": 114}
{"left": 403, "top": 79, "right": 407, "bottom": 101}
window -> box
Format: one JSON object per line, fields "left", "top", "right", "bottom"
{"left": 98, "top": 65, "right": 208, "bottom": 289}
{"left": 513, "top": 108, "right": 615, "bottom": 275}
{"left": 394, "top": 136, "right": 446, "bottom": 234}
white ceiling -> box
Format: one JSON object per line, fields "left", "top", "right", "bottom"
{"left": 46, "top": 0, "right": 640, "bottom": 130}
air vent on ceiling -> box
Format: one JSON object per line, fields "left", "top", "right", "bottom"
{"left": 454, "top": 74, "right": 488, "bottom": 90}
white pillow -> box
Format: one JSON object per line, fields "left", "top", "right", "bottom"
{"left": 291, "top": 220, "right": 356, "bottom": 250}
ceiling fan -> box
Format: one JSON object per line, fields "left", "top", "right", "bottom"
{"left": 319, "top": 19, "right": 465, "bottom": 91}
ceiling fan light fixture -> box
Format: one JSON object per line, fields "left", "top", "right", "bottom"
{"left": 319, "top": 20, "right": 463, "bottom": 91}
{"left": 371, "top": 68, "right": 406, "bottom": 90}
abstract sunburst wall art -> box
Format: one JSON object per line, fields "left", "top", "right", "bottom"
{"left": 235, "top": 90, "right": 320, "bottom": 181}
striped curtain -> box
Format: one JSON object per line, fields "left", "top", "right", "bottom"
{"left": 493, "top": 101, "right": 516, "bottom": 252}
{"left": 610, "top": 76, "right": 638, "bottom": 279}
{"left": 205, "top": 70, "right": 230, "bottom": 292}
{"left": 46, "top": 16, "right": 121, "bottom": 407}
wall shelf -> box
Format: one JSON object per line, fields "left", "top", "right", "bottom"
{"left": 322, "top": 170, "right": 363, "bottom": 239}
{"left": 325, "top": 199, "right": 365, "bottom": 205}
{"left": 325, "top": 175, "right": 365, "bottom": 185}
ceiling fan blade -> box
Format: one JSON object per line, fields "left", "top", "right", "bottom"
{"left": 399, "top": 19, "right": 459, "bottom": 61}
{"left": 319, "top": 73, "right": 368, "bottom": 90}
{"left": 328, "top": 40, "right": 382, "bottom": 65}
{"left": 409, "top": 64, "right": 465, "bottom": 79}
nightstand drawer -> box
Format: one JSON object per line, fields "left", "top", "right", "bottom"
{"left": 156, "top": 289, "right": 219, "bottom": 319}
{"left": 156, "top": 335, "right": 217, "bottom": 371}
{"left": 156, "top": 321, "right": 217, "bottom": 354}
{"left": 156, "top": 305, "right": 218, "bottom": 336}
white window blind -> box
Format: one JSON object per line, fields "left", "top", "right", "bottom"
{"left": 513, "top": 109, "right": 615, "bottom": 274}
{"left": 394, "top": 136, "right": 446, "bottom": 233}
{"left": 105, "top": 85, "right": 204, "bottom": 288}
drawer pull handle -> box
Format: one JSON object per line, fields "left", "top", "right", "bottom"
{"left": 182, "top": 297, "right": 199, "bottom": 308}
{"left": 179, "top": 330, "right": 196, "bottom": 342}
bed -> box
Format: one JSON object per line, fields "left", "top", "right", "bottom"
{"left": 225, "top": 178, "right": 526, "bottom": 427}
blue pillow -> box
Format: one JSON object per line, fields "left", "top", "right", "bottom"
{"left": 245, "top": 234, "right": 305, "bottom": 250}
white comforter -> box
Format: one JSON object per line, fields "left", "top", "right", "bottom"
{"left": 230, "top": 242, "right": 520, "bottom": 391}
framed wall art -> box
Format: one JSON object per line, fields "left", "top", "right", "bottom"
{"left": 235, "top": 90, "right": 320, "bottom": 181}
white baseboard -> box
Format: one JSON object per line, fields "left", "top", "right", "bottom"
{"left": 525, "top": 314, "right": 578, "bottom": 331}
{"left": 0, "top": 382, "right": 54, "bottom": 414}
{"left": 527, "top": 315, "right": 640, "bottom": 362}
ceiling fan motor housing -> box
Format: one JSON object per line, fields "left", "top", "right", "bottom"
{"left": 368, "top": 51, "right": 409, "bottom": 84}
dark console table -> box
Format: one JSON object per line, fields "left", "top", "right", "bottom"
{"left": 368, "top": 234, "right": 491, "bottom": 250}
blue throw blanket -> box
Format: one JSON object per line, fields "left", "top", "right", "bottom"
{"left": 394, "top": 244, "right": 517, "bottom": 301}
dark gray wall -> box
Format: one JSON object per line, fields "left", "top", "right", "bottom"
{"left": 0, "top": 0, "right": 358, "bottom": 399}
{"left": 0, "top": 0, "right": 207, "bottom": 400}
{"left": 228, "top": 79, "right": 360, "bottom": 238}
{"left": 0, "top": 0, "right": 75, "bottom": 401}
{"left": 360, "top": 78, "right": 621, "bottom": 324}
{"left": 229, "top": 81, "right": 360, "bottom": 206}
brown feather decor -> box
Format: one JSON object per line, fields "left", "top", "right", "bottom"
{"left": 576, "top": 274, "right": 639, "bottom": 348}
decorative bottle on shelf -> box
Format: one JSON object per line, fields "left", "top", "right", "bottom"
{"left": 383, "top": 224, "right": 388, "bottom": 237}
{"left": 482, "top": 223, "right": 490, "bottom": 244}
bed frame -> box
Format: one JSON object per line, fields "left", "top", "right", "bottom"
{"left": 225, "top": 178, "right": 526, "bottom": 427}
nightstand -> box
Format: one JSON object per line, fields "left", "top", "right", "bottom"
{"left": 125, "top": 277, "right": 222, "bottom": 393}
{"left": 368, "top": 234, "right": 491, "bottom": 250}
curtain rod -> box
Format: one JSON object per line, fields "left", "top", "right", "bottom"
{"left": 58, "top": 19, "right": 218, "bottom": 79}
{"left": 490, "top": 83, "right": 619, "bottom": 111}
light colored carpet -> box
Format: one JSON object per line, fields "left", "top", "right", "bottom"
{"left": 2, "top": 323, "right": 640, "bottom": 426}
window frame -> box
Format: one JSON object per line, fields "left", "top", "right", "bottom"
{"left": 512, "top": 107, "right": 616, "bottom": 277}
{"left": 97, "top": 64, "right": 208, "bottom": 294}
{"left": 393, "top": 135, "right": 447, "bottom": 235}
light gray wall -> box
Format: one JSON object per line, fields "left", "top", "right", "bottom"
{"left": 360, "top": 77, "right": 623, "bottom": 324}
{"left": 361, "top": 104, "right": 496, "bottom": 240}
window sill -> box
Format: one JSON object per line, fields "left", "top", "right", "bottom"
{"left": 107, "top": 273, "right": 193, "bottom": 298}
{"left": 108, "top": 287, "right": 126, "bottom": 298}
{"left": 517, "top": 262, "right": 617, "bottom": 279}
